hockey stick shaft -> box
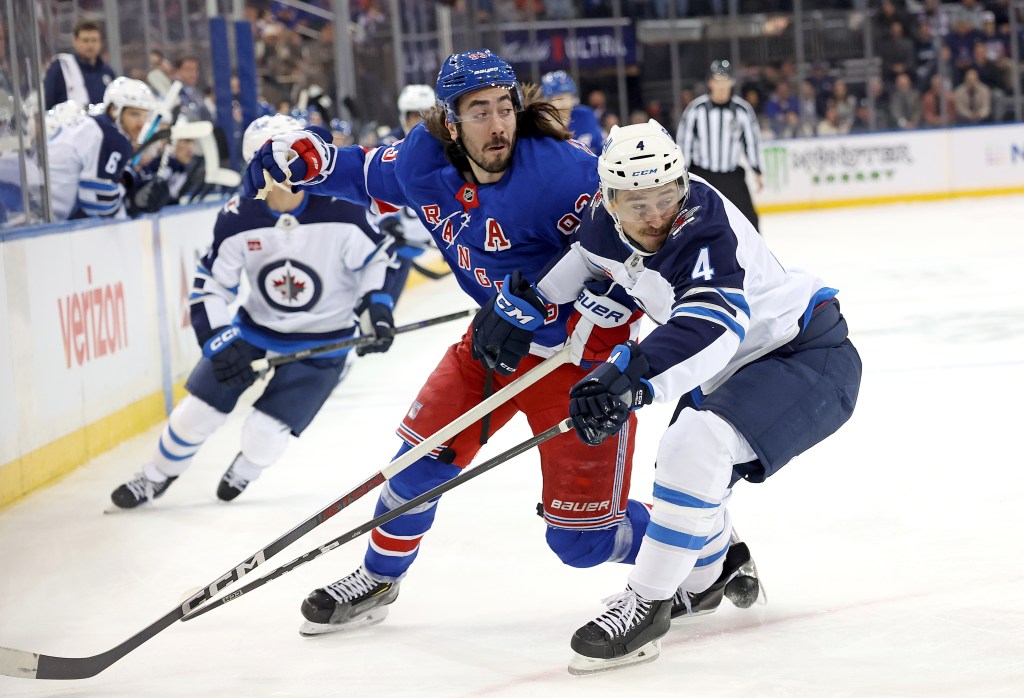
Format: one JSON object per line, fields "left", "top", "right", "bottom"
{"left": 0, "top": 346, "right": 570, "bottom": 680}
{"left": 183, "top": 418, "right": 574, "bottom": 620}
{"left": 249, "top": 308, "right": 475, "bottom": 372}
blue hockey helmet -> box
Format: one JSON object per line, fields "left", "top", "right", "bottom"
{"left": 435, "top": 49, "right": 523, "bottom": 122}
{"left": 540, "top": 70, "right": 576, "bottom": 99}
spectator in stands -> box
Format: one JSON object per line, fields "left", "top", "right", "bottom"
{"left": 877, "top": 21, "right": 916, "bottom": 86}
{"left": 971, "top": 42, "right": 1007, "bottom": 92}
{"left": 175, "top": 55, "right": 214, "bottom": 123}
{"left": 874, "top": 0, "right": 911, "bottom": 40}
{"left": 913, "top": 21, "right": 942, "bottom": 88}
{"left": 829, "top": 78, "right": 857, "bottom": 133}
{"left": 953, "top": 67, "right": 992, "bottom": 123}
{"left": 890, "top": 73, "right": 922, "bottom": 130}
{"left": 545, "top": 0, "right": 577, "bottom": 19}
{"left": 816, "top": 101, "right": 845, "bottom": 137}
{"left": 43, "top": 19, "right": 116, "bottom": 109}
{"left": 763, "top": 81, "right": 799, "bottom": 138}
{"left": 808, "top": 61, "right": 834, "bottom": 116}
{"left": 797, "top": 79, "right": 819, "bottom": 136}
{"left": 587, "top": 89, "right": 608, "bottom": 123}
{"left": 600, "top": 111, "right": 620, "bottom": 139}
{"left": 978, "top": 11, "right": 1010, "bottom": 65}
{"left": 919, "top": 0, "right": 951, "bottom": 38}
{"left": 849, "top": 98, "right": 875, "bottom": 134}
{"left": 628, "top": 108, "right": 651, "bottom": 125}
{"left": 921, "top": 73, "right": 956, "bottom": 128}
{"left": 953, "top": 0, "right": 986, "bottom": 30}
{"left": 865, "top": 77, "right": 892, "bottom": 130}
{"left": 946, "top": 17, "right": 982, "bottom": 83}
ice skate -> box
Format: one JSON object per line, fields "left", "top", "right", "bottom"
{"left": 217, "top": 453, "right": 253, "bottom": 502}
{"left": 671, "top": 540, "right": 763, "bottom": 619}
{"left": 299, "top": 565, "right": 400, "bottom": 636}
{"left": 568, "top": 588, "right": 672, "bottom": 676}
{"left": 109, "top": 472, "right": 177, "bottom": 509}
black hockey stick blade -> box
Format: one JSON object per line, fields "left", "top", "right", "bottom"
{"left": 182, "top": 419, "right": 574, "bottom": 621}
{"left": 0, "top": 470, "right": 387, "bottom": 680}
{"left": 251, "top": 307, "right": 474, "bottom": 372}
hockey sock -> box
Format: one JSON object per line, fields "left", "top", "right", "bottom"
{"left": 152, "top": 395, "right": 229, "bottom": 477}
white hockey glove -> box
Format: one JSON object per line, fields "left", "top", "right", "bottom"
{"left": 565, "top": 279, "right": 643, "bottom": 369}
{"left": 241, "top": 129, "right": 336, "bottom": 199}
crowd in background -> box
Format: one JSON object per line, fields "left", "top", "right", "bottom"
{"left": 27, "top": 0, "right": 1024, "bottom": 161}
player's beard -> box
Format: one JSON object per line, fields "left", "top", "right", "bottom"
{"left": 623, "top": 218, "right": 674, "bottom": 254}
{"left": 463, "top": 134, "right": 515, "bottom": 174}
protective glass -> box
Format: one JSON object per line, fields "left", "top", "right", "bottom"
{"left": 607, "top": 182, "right": 684, "bottom": 222}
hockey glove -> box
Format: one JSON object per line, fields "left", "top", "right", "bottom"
{"left": 569, "top": 341, "right": 654, "bottom": 446}
{"left": 203, "top": 326, "right": 258, "bottom": 389}
{"left": 566, "top": 279, "right": 643, "bottom": 369}
{"left": 241, "top": 128, "right": 336, "bottom": 199}
{"left": 355, "top": 292, "right": 396, "bottom": 356}
{"left": 379, "top": 214, "right": 426, "bottom": 261}
{"left": 131, "top": 177, "right": 171, "bottom": 214}
{"left": 472, "top": 271, "right": 546, "bottom": 376}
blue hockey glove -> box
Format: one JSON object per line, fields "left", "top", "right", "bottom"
{"left": 355, "top": 292, "right": 396, "bottom": 356}
{"left": 202, "top": 326, "right": 258, "bottom": 389}
{"left": 472, "top": 271, "right": 546, "bottom": 376}
{"left": 240, "top": 129, "right": 336, "bottom": 199}
{"left": 569, "top": 341, "right": 654, "bottom": 446}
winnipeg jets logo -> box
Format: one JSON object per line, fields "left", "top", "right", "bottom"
{"left": 257, "top": 259, "right": 322, "bottom": 312}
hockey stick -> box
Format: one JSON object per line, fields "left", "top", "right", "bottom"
{"left": 0, "top": 346, "right": 570, "bottom": 681}
{"left": 249, "top": 308, "right": 475, "bottom": 373}
{"left": 183, "top": 418, "right": 574, "bottom": 621}
{"left": 410, "top": 258, "right": 452, "bottom": 280}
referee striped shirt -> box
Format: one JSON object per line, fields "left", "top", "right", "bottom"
{"left": 676, "top": 94, "right": 763, "bottom": 174}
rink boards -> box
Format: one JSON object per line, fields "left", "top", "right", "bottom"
{"left": 0, "top": 204, "right": 222, "bottom": 507}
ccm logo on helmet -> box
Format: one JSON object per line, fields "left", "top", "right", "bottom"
{"left": 631, "top": 168, "right": 658, "bottom": 176}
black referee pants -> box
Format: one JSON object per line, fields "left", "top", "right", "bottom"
{"left": 689, "top": 164, "right": 759, "bottom": 232}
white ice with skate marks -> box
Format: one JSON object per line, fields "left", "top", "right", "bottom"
{"left": 1, "top": 195, "right": 1024, "bottom": 695}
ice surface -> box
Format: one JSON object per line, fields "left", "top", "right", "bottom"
{"left": 1, "top": 196, "right": 1022, "bottom": 696}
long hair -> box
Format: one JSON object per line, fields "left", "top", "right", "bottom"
{"left": 423, "top": 84, "right": 572, "bottom": 172}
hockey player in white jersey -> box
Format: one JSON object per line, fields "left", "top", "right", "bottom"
{"left": 537, "top": 121, "right": 862, "bottom": 674}
{"left": 110, "top": 114, "right": 398, "bottom": 508}
{"left": 376, "top": 84, "right": 436, "bottom": 303}
{"left": 46, "top": 77, "right": 154, "bottom": 220}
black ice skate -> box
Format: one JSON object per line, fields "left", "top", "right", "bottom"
{"left": 216, "top": 453, "right": 251, "bottom": 502}
{"left": 568, "top": 588, "right": 672, "bottom": 676}
{"left": 671, "top": 540, "right": 763, "bottom": 619}
{"left": 299, "top": 565, "right": 400, "bottom": 637}
{"left": 110, "top": 472, "right": 177, "bottom": 509}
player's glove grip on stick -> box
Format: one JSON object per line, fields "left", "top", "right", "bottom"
{"left": 203, "top": 326, "right": 259, "bottom": 389}
{"left": 355, "top": 292, "right": 396, "bottom": 356}
{"left": 569, "top": 340, "right": 654, "bottom": 446}
{"left": 471, "top": 271, "right": 546, "bottom": 376}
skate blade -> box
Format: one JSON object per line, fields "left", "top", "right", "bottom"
{"left": 298, "top": 607, "right": 389, "bottom": 637}
{"left": 567, "top": 640, "right": 661, "bottom": 676}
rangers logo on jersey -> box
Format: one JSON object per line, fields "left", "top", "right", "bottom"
{"left": 257, "top": 259, "right": 323, "bottom": 312}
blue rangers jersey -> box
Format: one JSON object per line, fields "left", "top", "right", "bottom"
{"left": 191, "top": 193, "right": 394, "bottom": 356}
{"left": 568, "top": 105, "right": 603, "bottom": 154}
{"left": 305, "top": 122, "right": 600, "bottom": 354}
{"left": 46, "top": 113, "right": 134, "bottom": 220}
{"left": 537, "top": 176, "right": 838, "bottom": 402}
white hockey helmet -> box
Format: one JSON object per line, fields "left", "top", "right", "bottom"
{"left": 45, "top": 99, "right": 86, "bottom": 138}
{"left": 397, "top": 84, "right": 436, "bottom": 115}
{"left": 103, "top": 77, "right": 156, "bottom": 122}
{"left": 598, "top": 119, "right": 689, "bottom": 252}
{"left": 242, "top": 113, "right": 304, "bottom": 162}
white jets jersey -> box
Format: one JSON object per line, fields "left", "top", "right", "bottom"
{"left": 46, "top": 112, "right": 133, "bottom": 220}
{"left": 190, "top": 193, "right": 394, "bottom": 354}
{"left": 538, "top": 176, "right": 837, "bottom": 402}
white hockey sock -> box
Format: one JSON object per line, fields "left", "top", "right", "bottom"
{"left": 152, "top": 395, "right": 229, "bottom": 477}
{"left": 239, "top": 409, "right": 291, "bottom": 476}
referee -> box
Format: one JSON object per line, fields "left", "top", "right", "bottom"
{"left": 676, "top": 59, "right": 764, "bottom": 231}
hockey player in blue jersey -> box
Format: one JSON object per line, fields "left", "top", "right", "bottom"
{"left": 540, "top": 70, "right": 603, "bottom": 154}
{"left": 376, "top": 84, "right": 438, "bottom": 303}
{"left": 46, "top": 77, "right": 154, "bottom": 220}
{"left": 242, "top": 49, "right": 655, "bottom": 636}
{"left": 533, "top": 121, "right": 862, "bottom": 674}
{"left": 109, "top": 114, "right": 397, "bottom": 509}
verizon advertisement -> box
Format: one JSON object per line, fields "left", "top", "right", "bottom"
{"left": 20, "top": 222, "right": 161, "bottom": 437}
